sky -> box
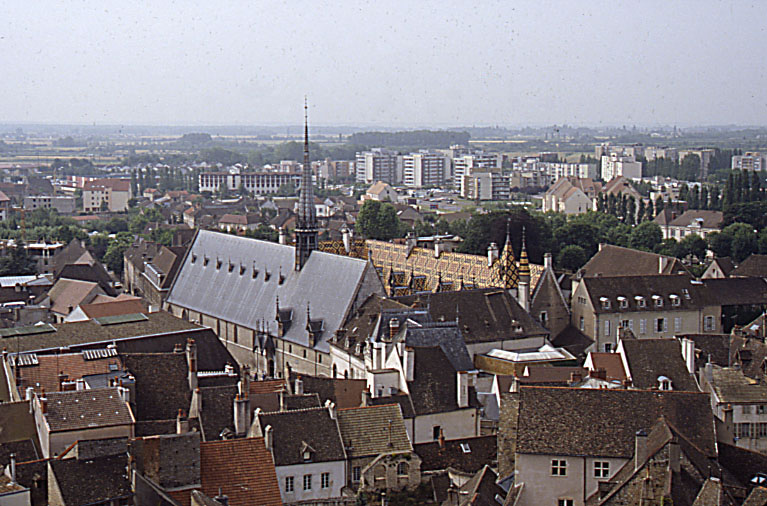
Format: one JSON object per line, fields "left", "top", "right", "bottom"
{"left": 1, "top": 1, "right": 766, "bottom": 127}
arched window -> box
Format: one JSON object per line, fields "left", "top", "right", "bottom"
{"left": 397, "top": 462, "right": 409, "bottom": 476}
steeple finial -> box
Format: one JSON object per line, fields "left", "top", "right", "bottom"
{"left": 295, "top": 98, "right": 318, "bottom": 271}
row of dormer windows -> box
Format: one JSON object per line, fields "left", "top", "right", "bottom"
{"left": 599, "top": 294, "right": 683, "bottom": 310}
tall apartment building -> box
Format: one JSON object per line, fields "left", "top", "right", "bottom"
{"left": 678, "top": 149, "right": 715, "bottom": 179}
{"left": 198, "top": 168, "right": 302, "bottom": 195}
{"left": 355, "top": 148, "right": 399, "bottom": 184}
{"left": 452, "top": 152, "right": 502, "bottom": 187}
{"left": 402, "top": 150, "right": 448, "bottom": 187}
{"left": 732, "top": 152, "right": 767, "bottom": 171}
{"left": 601, "top": 153, "right": 642, "bottom": 181}
{"left": 461, "top": 171, "right": 510, "bottom": 201}
{"left": 82, "top": 179, "right": 132, "bottom": 213}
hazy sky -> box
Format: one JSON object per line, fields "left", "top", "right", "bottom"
{"left": 1, "top": 1, "right": 765, "bottom": 127}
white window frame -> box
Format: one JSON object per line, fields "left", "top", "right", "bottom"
{"left": 655, "top": 318, "right": 666, "bottom": 333}
{"left": 321, "top": 472, "right": 330, "bottom": 489}
{"left": 704, "top": 315, "right": 715, "bottom": 331}
{"left": 674, "top": 317, "right": 681, "bottom": 333}
{"left": 604, "top": 320, "right": 611, "bottom": 337}
{"left": 303, "top": 474, "right": 312, "bottom": 491}
{"left": 639, "top": 319, "right": 647, "bottom": 334}
{"left": 558, "top": 499, "right": 574, "bottom": 506}
{"left": 352, "top": 466, "right": 361, "bottom": 483}
{"left": 285, "top": 476, "right": 294, "bottom": 493}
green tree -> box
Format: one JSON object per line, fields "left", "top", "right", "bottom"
{"left": 356, "top": 200, "right": 403, "bottom": 240}
{"left": 707, "top": 232, "right": 732, "bottom": 258}
{"left": 0, "top": 244, "right": 36, "bottom": 275}
{"left": 629, "top": 222, "right": 663, "bottom": 252}
{"left": 103, "top": 232, "right": 134, "bottom": 275}
{"left": 557, "top": 245, "right": 587, "bottom": 271}
{"left": 654, "top": 196, "right": 664, "bottom": 215}
{"left": 724, "top": 222, "right": 757, "bottom": 262}
{"left": 676, "top": 235, "right": 707, "bottom": 261}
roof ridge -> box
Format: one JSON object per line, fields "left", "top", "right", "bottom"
{"left": 259, "top": 405, "right": 328, "bottom": 416}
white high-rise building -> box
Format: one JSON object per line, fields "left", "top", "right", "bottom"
{"left": 732, "top": 152, "right": 767, "bottom": 171}
{"left": 402, "top": 150, "right": 448, "bottom": 187}
{"left": 452, "top": 152, "right": 502, "bottom": 187}
{"left": 355, "top": 148, "right": 399, "bottom": 184}
{"left": 601, "top": 153, "right": 642, "bottom": 181}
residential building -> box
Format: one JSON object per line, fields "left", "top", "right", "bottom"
{"left": 701, "top": 363, "right": 767, "bottom": 453}
{"left": 731, "top": 254, "right": 767, "bottom": 278}
{"left": 254, "top": 405, "right": 348, "bottom": 504}
{"left": 217, "top": 213, "right": 261, "bottom": 233}
{"left": 31, "top": 387, "right": 135, "bottom": 458}
{"left": 452, "top": 152, "right": 502, "bottom": 187}
{"left": 575, "top": 244, "right": 688, "bottom": 282}
{"left": 655, "top": 209, "right": 724, "bottom": 240}
{"left": 502, "top": 386, "right": 717, "bottom": 506}
{"left": 615, "top": 337, "right": 699, "bottom": 391}
{"left": 570, "top": 274, "right": 767, "bottom": 351}
{"left": 402, "top": 150, "right": 448, "bottom": 187}
{"left": 82, "top": 179, "right": 131, "bottom": 213}
{"left": 702, "top": 256, "right": 735, "bottom": 279}
{"left": 461, "top": 170, "right": 510, "bottom": 201}
{"left": 336, "top": 404, "right": 421, "bottom": 492}
{"left": 643, "top": 146, "right": 678, "bottom": 161}
{"left": 356, "top": 148, "right": 399, "bottom": 184}
{"left": 23, "top": 195, "right": 76, "bottom": 214}
{"left": 0, "top": 191, "right": 10, "bottom": 221}
{"left": 198, "top": 169, "right": 302, "bottom": 195}
{"left": 542, "top": 177, "right": 596, "bottom": 214}
{"left": 363, "top": 181, "right": 398, "bottom": 202}
{"left": 123, "top": 238, "right": 188, "bottom": 308}
{"left": 44, "top": 278, "right": 106, "bottom": 322}
{"left": 733, "top": 152, "right": 767, "bottom": 171}
{"left": 600, "top": 153, "right": 642, "bottom": 181}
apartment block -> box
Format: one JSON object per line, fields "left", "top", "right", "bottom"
{"left": 355, "top": 148, "right": 399, "bottom": 184}
{"left": 402, "top": 150, "right": 448, "bottom": 187}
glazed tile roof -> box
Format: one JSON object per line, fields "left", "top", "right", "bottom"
{"left": 336, "top": 404, "right": 411, "bottom": 458}
{"left": 366, "top": 239, "right": 543, "bottom": 294}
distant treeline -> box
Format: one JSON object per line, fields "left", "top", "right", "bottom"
{"left": 348, "top": 130, "right": 470, "bottom": 148}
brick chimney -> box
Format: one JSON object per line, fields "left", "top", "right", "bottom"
{"left": 544, "top": 252, "right": 553, "bottom": 270}
{"left": 591, "top": 367, "right": 607, "bottom": 380}
{"left": 361, "top": 387, "right": 372, "bottom": 407}
{"left": 176, "top": 409, "right": 189, "bottom": 434}
{"left": 389, "top": 318, "right": 400, "bottom": 340}
{"left": 294, "top": 376, "right": 304, "bottom": 395}
{"left": 39, "top": 388, "right": 47, "bottom": 414}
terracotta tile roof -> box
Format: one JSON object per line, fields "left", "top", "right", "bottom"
{"left": 16, "top": 351, "right": 121, "bottom": 395}
{"left": 295, "top": 374, "right": 367, "bottom": 409}
{"left": 336, "top": 404, "right": 411, "bottom": 458}
{"left": 80, "top": 298, "right": 147, "bottom": 319}
{"left": 514, "top": 386, "right": 716, "bottom": 459}
{"left": 83, "top": 178, "right": 131, "bottom": 192}
{"left": 668, "top": 209, "right": 723, "bottom": 229}
{"left": 248, "top": 379, "right": 287, "bottom": 396}
{"left": 45, "top": 387, "right": 134, "bottom": 432}
{"left": 579, "top": 244, "right": 689, "bottom": 278}
{"left": 586, "top": 352, "right": 627, "bottom": 382}
{"left": 47, "top": 278, "right": 102, "bottom": 315}
{"left": 200, "top": 437, "right": 282, "bottom": 506}
{"left": 415, "top": 435, "right": 497, "bottom": 474}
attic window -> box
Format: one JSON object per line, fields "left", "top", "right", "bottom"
{"left": 460, "top": 443, "right": 471, "bottom": 453}
{"left": 265, "top": 271, "right": 271, "bottom": 282}
{"left": 216, "top": 258, "right": 222, "bottom": 270}
{"left": 658, "top": 376, "right": 672, "bottom": 391}
{"left": 635, "top": 296, "right": 646, "bottom": 308}
{"left": 617, "top": 296, "right": 627, "bottom": 309}
{"left": 203, "top": 256, "right": 209, "bottom": 266}
{"left": 191, "top": 254, "right": 197, "bottom": 264}
{"left": 240, "top": 265, "right": 245, "bottom": 275}
{"left": 228, "top": 262, "right": 234, "bottom": 273}
{"left": 252, "top": 267, "right": 259, "bottom": 279}
{"left": 682, "top": 288, "right": 691, "bottom": 300}
{"left": 670, "top": 294, "right": 680, "bottom": 307}
{"left": 599, "top": 297, "right": 610, "bottom": 310}
{"left": 652, "top": 295, "right": 663, "bottom": 307}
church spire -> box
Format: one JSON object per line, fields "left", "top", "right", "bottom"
{"left": 295, "top": 98, "right": 318, "bottom": 271}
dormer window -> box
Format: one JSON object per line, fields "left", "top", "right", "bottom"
{"left": 617, "top": 296, "right": 628, "bottom": 309}
{"left": 599, "top": 297, "right": 610, "bottom": 310}
{"left": 635, "top": 296, "right": 646, "bottom": 308}
{"left": 670, "top": 294, "right": 680, "bottom": 307}
{"left": 652, "top": 295, "right": 663, "bottom": 307}
{"left": 658, "top": 376, "right": 672, "bottom": 391}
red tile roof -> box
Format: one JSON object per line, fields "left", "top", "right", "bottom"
{"left": 249, "top": 379, "right": 287, "bottom": 396}
{"left": 17, "top": 352, "right": 121, "bottom": 395}
{"left": 200, "top": 438, "right": 282, "bottom": 506}
{"left": 80, "top": 299, "right": 147, "bottom": 319}
{"left": 83, "top": 178, "right": 130, "bottom": 192}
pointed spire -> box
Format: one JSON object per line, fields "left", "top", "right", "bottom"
{"left": 519, "top": 226, "right": 530, "bottom": 281}
{"left": 295, "top": 98, "right": 318, "bottom": 271}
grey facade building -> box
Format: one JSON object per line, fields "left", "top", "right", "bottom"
{"left": 24, "top": 195, "right": 76, "bottom": 214}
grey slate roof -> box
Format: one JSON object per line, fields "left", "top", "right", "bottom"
{"left": 166, "top": 230, "right": 383, "bottom": 352}
{"left": 45, "top": 387, "right": 134, "bottom": 432}
{"left": 620, "top": 339, "right": 700, "bottom": 391}
{"left": 400, "top": 321, "right": 474, "bottom": 372}
{"left": 257, "top": 406, "right": 346, "bottom": 466}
